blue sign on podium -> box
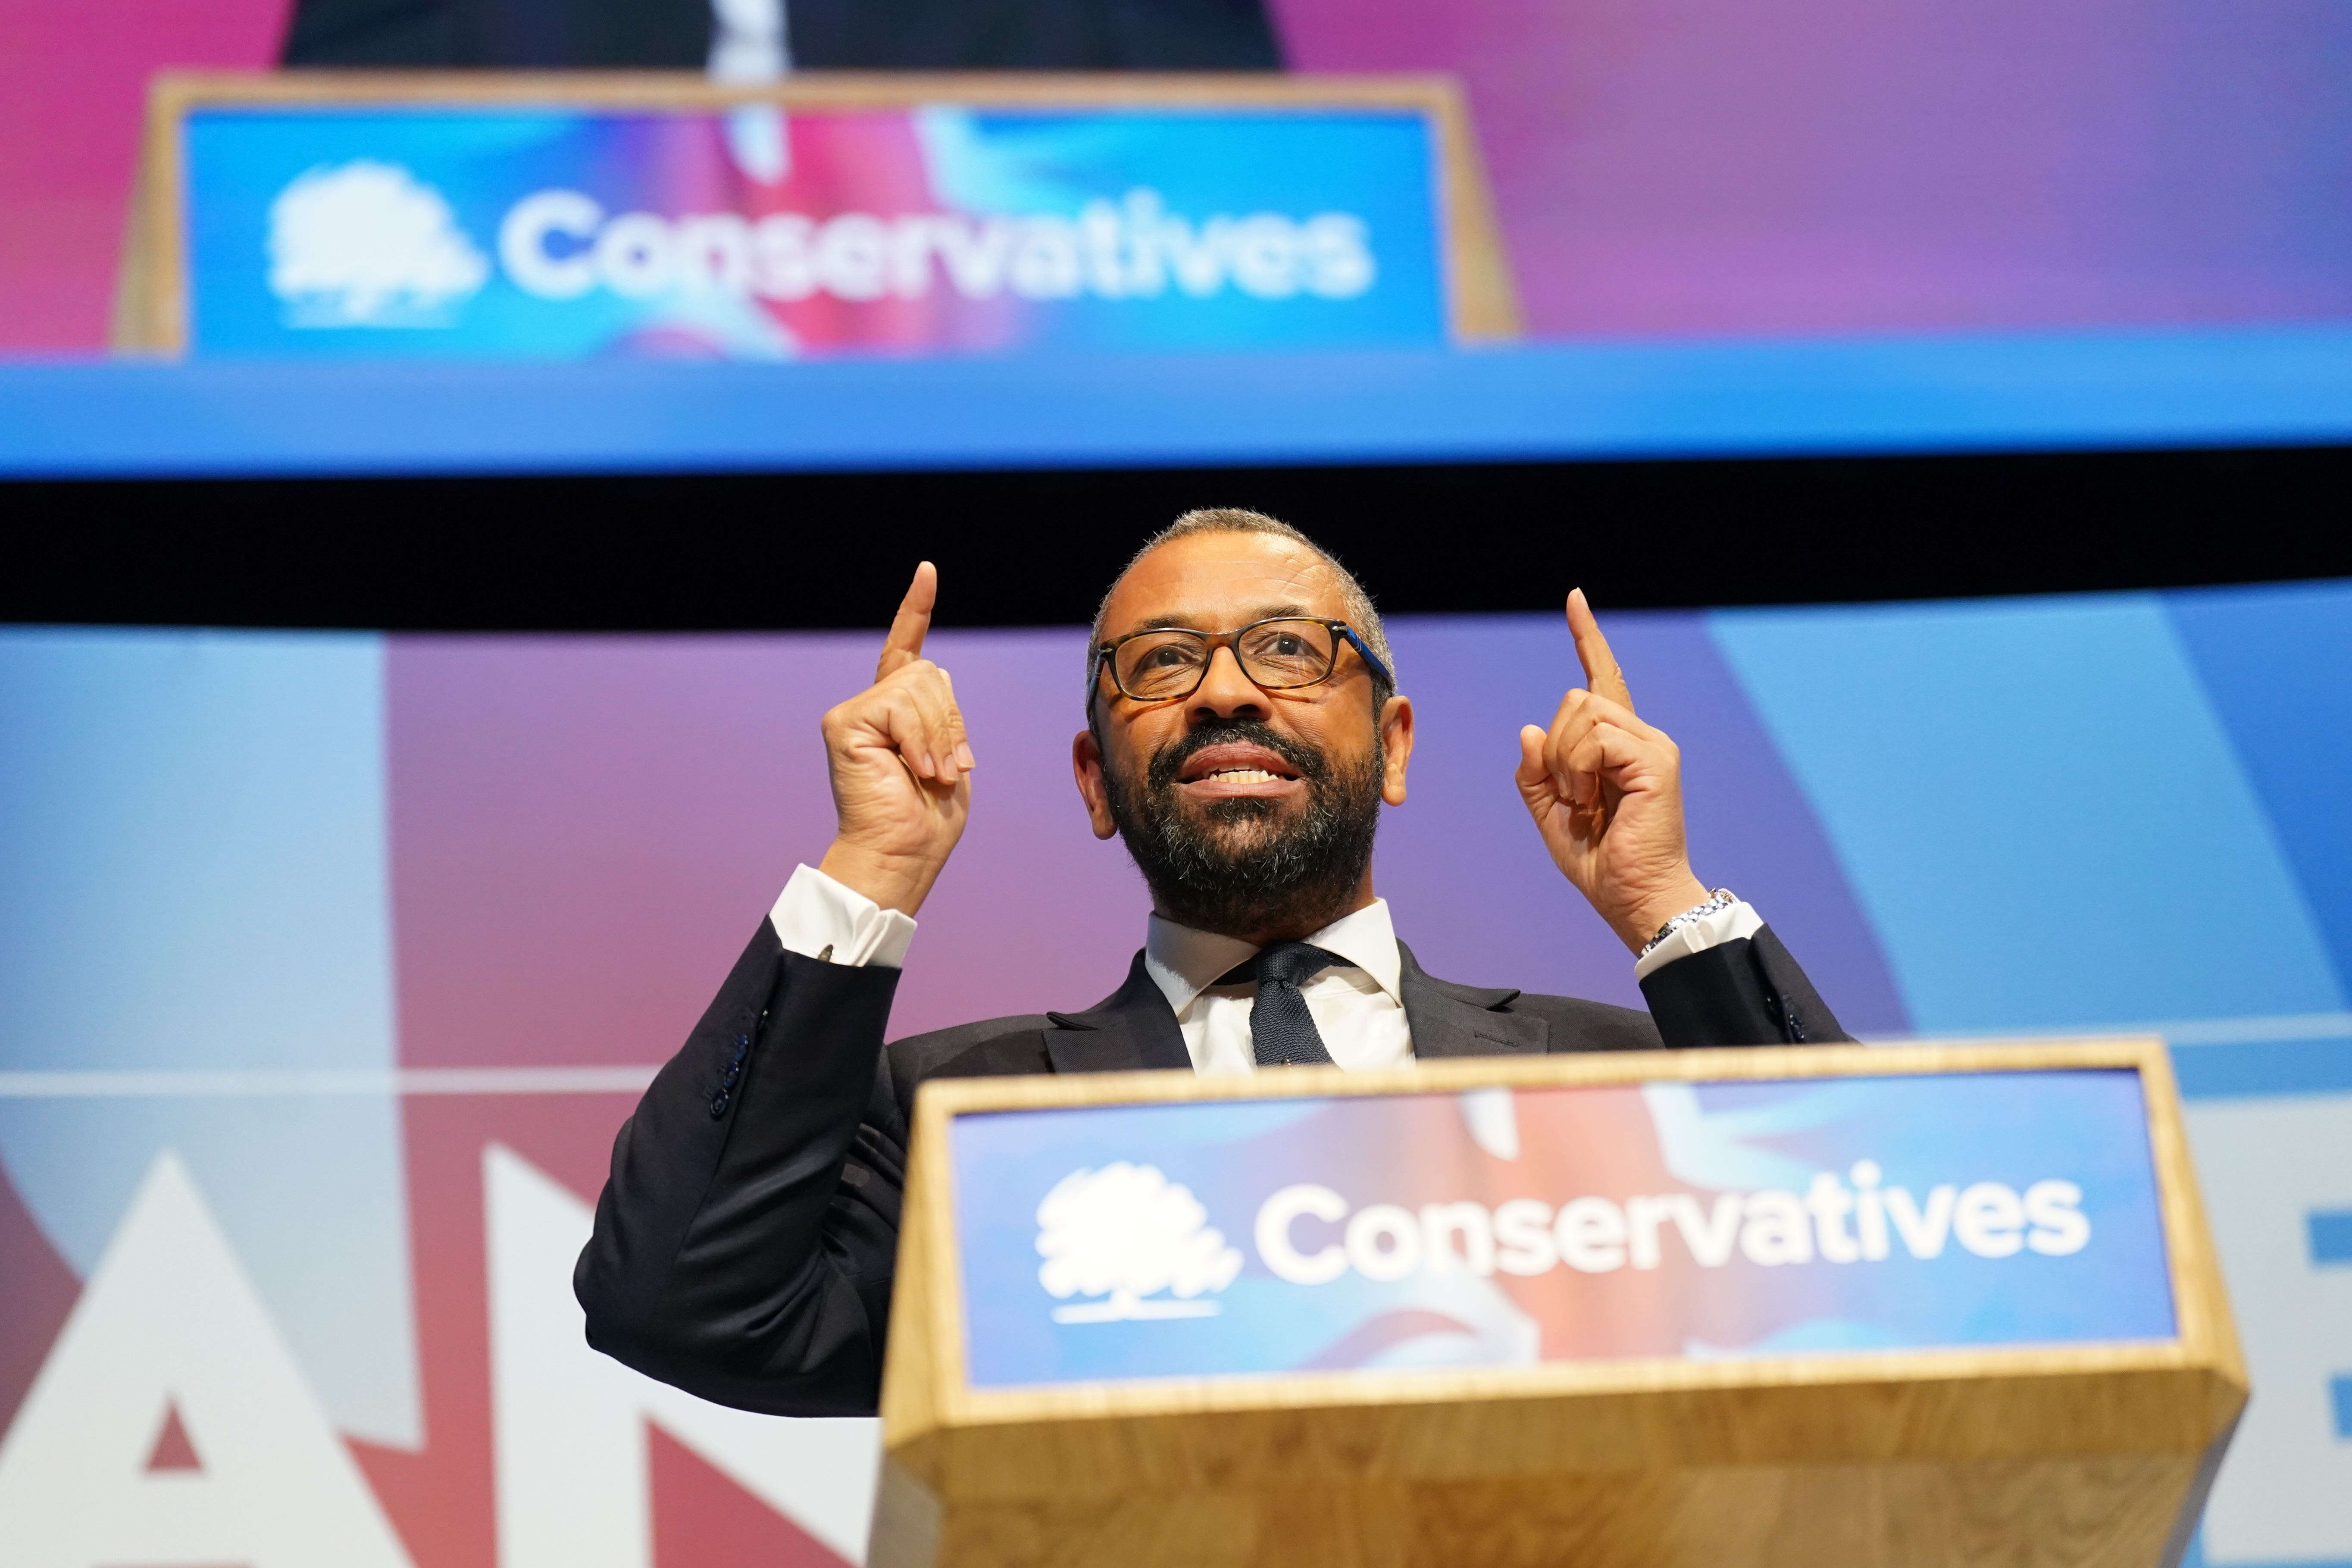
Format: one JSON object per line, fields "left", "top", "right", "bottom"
{"left": 949, "top": 1067, "right": 2177, "bottom": 1389}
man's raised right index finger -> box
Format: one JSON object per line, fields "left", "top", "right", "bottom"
{"left": 877, "top": 561, "right": 938, "bottom": 680}
{"left": 1566, "top": 587, "right": 1635, "bottom": 714}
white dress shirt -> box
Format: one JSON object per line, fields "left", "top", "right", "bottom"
{"left": 1142, "top": 900, "right": 1413, "bottom": 1074}
{"left": 767, "top": 864, "right": 1762, "bottom": 1071}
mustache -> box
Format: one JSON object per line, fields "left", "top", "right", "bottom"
{"left": 1145, "top": 719, "right": 1329, "bottom": 793}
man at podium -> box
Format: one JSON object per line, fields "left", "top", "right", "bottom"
{"left": 577, "top": 508, "right": 1849, "bottom": 1414}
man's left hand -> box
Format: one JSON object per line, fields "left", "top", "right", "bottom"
{"left": 1515, "top": 590, "right": 1713, "bottom": 953}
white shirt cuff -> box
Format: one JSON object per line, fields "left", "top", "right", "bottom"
{"left": 1633, "top": 898, "right": 1764, "bottom": 983}
{"left": 769, "top": 864, "right": 917, "bottom": 969}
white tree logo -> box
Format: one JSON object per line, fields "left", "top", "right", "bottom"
{"left": 267, "top": 160, "right": 491, "bottom": 327}
{"left": 1035, "top": 1163, "right": 1243, "bottom": 1323}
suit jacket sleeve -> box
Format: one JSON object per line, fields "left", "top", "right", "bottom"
{"left": 1635, "top": 923, "right": 1852, "bottom": 1046}
{"left": 573, "top": 920, "right": 910, "bottom": 1415}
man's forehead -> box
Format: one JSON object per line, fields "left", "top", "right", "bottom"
{"left": 1099, "top": 533, "right": 1348, "bottom": 635}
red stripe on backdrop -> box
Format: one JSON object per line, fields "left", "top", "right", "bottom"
{"left": 0, "top": 1157, "right": 80, "bottom": 1438}
{"left": 352, "top": 1095, "right": 634, "bottom": 1568}
{"left": 650, "top": 1427, "right": 853, "bottom": 1568}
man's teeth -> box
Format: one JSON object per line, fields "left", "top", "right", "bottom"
{"left": 1201, "top": 767, "right": 1282, "bottom": 783}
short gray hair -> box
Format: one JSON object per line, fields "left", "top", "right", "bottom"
{"left": 1086, "top": 508, "right": 1395, "bottom": 713}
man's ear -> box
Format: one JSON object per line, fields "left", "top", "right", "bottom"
{"left": 1379, "top": 693, "right": 1415, "bottom": 807}
{"left": 1072, "top": 727, "right": 1119, "bottom": 840}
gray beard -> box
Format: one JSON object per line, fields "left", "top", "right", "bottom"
{"left": 1101, "top": 717, "right": 1383, "bottom": 939}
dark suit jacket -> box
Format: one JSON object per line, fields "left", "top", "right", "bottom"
{"left": 575, "top": 919, "right": 1846, "bottom": 1416}
{"left": 281, "top": 0, "right": 1282, "bottom": 71}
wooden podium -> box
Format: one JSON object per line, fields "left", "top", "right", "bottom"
{"left": 875, "top": 1040, "right": 2243, "bottom": 1568}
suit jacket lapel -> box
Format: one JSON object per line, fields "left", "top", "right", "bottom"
{"left": 1399, "top": 942, "right": 1550, "bottom": 1059}
{"left": 1037, "top": 943, "right": 1545, "bottom": 1070}
{"left": 1041, "top": 951, "right": 1192, "bottom": 1073}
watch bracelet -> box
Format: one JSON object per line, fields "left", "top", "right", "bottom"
{"left": 1637, "top": 888, "right": 1737, "bottom": 960}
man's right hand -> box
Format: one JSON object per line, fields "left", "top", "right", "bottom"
{"left": 815, "top": 563, "right": 973, "bottom": 916}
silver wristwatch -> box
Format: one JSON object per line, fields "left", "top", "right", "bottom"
{"left": 1637, "top": 888, "right": 1738, "bottom": 960}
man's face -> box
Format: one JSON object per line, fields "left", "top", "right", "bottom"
{"left": 1073, "top": 531, "right": 1414, "bottom": 939}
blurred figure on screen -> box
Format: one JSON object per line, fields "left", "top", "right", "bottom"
{"left": 279, "top": 0, "right": 1285, "bottom": 71}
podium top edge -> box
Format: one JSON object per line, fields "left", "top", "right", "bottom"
{"left": 143, "top": 69, "right": 1472, "bottom": 114}
{"left": 914, "top": 1036, "right": 2174, "bottom": 1120}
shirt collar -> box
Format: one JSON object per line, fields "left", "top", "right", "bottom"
{"left": 1143, "top": 899, "right": 1404, "bottom": 1015}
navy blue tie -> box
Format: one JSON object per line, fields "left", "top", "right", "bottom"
{"left": 1219, "top": 942, "right": 1345, "bottom": 1067}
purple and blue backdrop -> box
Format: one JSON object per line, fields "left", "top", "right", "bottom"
{"left": 1, "top": 579, "right": 2348, "bottom": 1565}
{"left": 7, "top": 0, "right": 2352, "bottom": 463}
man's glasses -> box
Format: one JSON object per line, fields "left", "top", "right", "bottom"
{"left": 1094, "top": 617, "right": 1395, "bottom": 703}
